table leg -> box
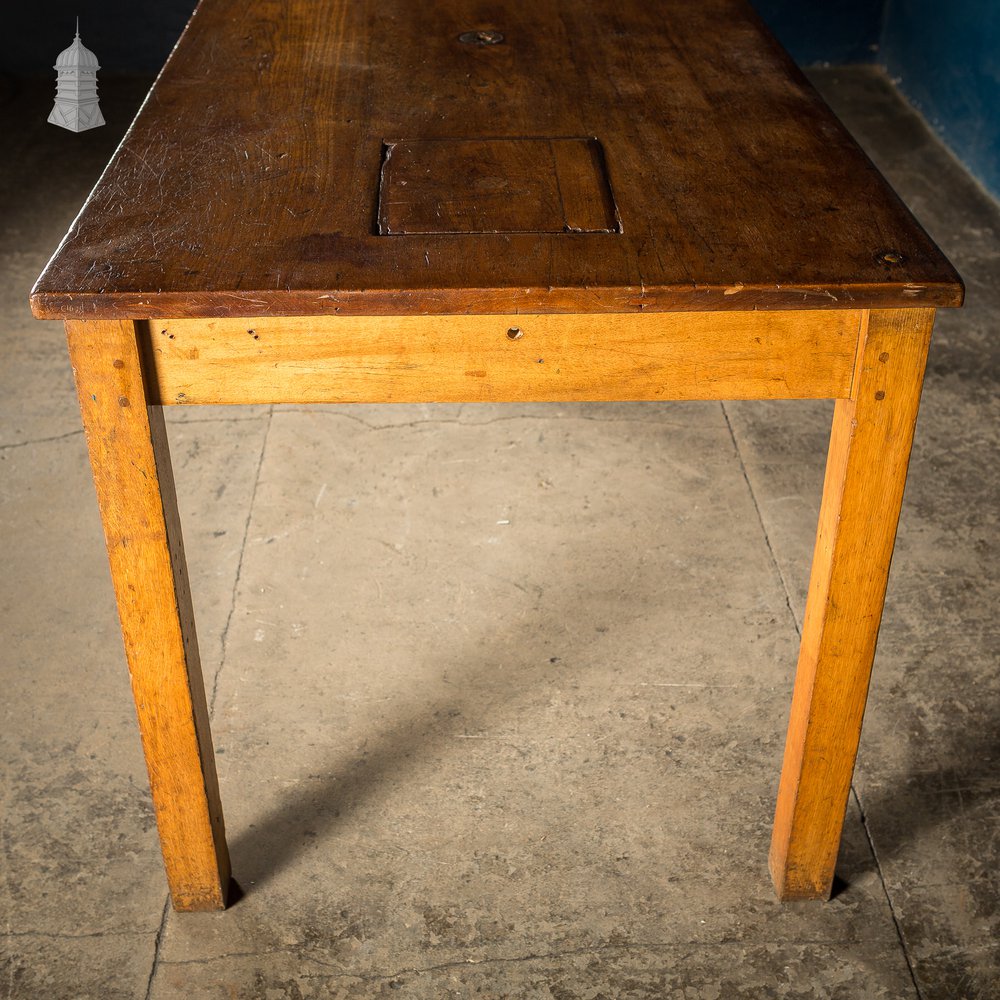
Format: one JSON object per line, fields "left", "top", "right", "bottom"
{"left": 66, "top": 319, "right": 230, "bottom": 911}
{"left": 770, "top": 307, "right": 935, "bottom": 901}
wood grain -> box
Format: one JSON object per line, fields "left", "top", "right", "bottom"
{"left": 65, "top": 319, "right": 230, "bottom": 911}
{"left": 139, "top": 310, "right": 863, "bottom": 405}
{"left": 40, "top": 0, "right": 960, "bottom": 909}
{"left": 769, "top": 307, "right": 936, "bottom": 900}
{"left": 377, "top": 138, "right": 619, "bottom": 235}
{"left": 30, "top": 0, "right": 962, "bottom": 319}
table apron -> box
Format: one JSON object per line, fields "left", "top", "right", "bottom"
{"left": 136, "top": 310, "right": 865, "bottom": 405}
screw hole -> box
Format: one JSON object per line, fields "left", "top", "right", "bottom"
{"left": 459, "top": 29, "right": 504, "bottom": 45}
{"left": 507, "top": 327, "right": 523, "bottom": 340}
{"left": 876, "top": 249, "right": 906, "bottom": 265}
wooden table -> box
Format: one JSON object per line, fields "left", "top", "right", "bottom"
{"left": 31, "top": 0, "right": 963, "bottom": 912}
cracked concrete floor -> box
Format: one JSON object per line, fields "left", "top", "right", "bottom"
{"left": 1, "top": 68, "right": 998, "bottom": 999}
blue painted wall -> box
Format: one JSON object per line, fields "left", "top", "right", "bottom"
{"left": 754, "top": 0, "right": 882, "bottom": 65}
{"left": 881, "top": 0, "right": 1000, "bottom": 198}
{"left": 754, "top": 0, "right": 1000, "bottom": 199}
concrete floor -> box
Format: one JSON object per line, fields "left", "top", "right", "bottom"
{"left": 1, "top": 67, "right": 997, "bottom": 999}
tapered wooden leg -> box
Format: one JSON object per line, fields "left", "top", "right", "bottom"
{"left": 770, "top": 308, "right": 935, "bottom": 901}
{"left": 66, "top": 319, "right": 230, "bottom": 911}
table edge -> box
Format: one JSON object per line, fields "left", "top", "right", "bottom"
{"left": 29, "top": 280, "right": 964, "bottom": 321}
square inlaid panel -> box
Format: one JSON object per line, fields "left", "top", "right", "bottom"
{"left": 376, "top": 137, "right": 621, "bottom": 235}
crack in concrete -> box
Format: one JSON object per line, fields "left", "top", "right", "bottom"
{"left": 165, "top": 415, "right": 270, "bottom": 426}
{"left": 157, "top": 949, "right": 293, "bottom": 968}
{"left": 853, "top": 787, "right": 925, "bottom": 1000}
{"left": 720, "top": 403, "right": 800, "bottom": 637}
{"left": 156, "top": 936, "right": 892, "bottom": 981}
{"left": 273, "top": 407, "right": 696, "bottom": 432}
{"left": 143, "top": 896, "right": 171, "bottom": 1000}
{"left": 0, "top": 929, "right": 153, "bottom": 940}
{"left": 0, "top": 429, "right": 83, "bottom": 451}
{"left": 210, "top": 405, "right": 274, "bottom": 716}
{"left": 154, "top": 941, "right": 673, "bottom": 975}
{"left": 347, "top": 942, "right": 671, "bottom": 982}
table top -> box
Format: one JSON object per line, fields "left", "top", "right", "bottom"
{"left": 31, "top": 0, "right": 963, "bottom": 320}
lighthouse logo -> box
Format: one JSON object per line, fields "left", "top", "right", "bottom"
{"left": 49, "top": 20, "right": 105, "bottom": 132}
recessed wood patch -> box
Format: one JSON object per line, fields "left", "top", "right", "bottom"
{"left": 377, "top": 137, "right": 621, "bottom": 235}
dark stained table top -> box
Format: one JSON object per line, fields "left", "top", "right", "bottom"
{"left": 31, "top": 0, "right": 963, "bottom": 319}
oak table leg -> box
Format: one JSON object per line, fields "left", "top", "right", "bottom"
{"left": 66, "top": 319, "right": 230, "bottom": 911}
{"left": 770, "top": 307, "right": 936, "bottom": 900}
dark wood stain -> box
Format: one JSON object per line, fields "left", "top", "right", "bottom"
{"left": 377, "top": 137, "right": 620, "bottom": 235}
{"left": 30, "top": 0, "right": 963, "bottom": 319}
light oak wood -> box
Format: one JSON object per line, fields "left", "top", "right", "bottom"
{"left": 140, "top": 310, "right": 863, "bottom": 405}
{"left": 66, "top": 319, "right": 230, "bottom": 911}
{"left": 769, "top": 307, "right": 936, "bottom": 900}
